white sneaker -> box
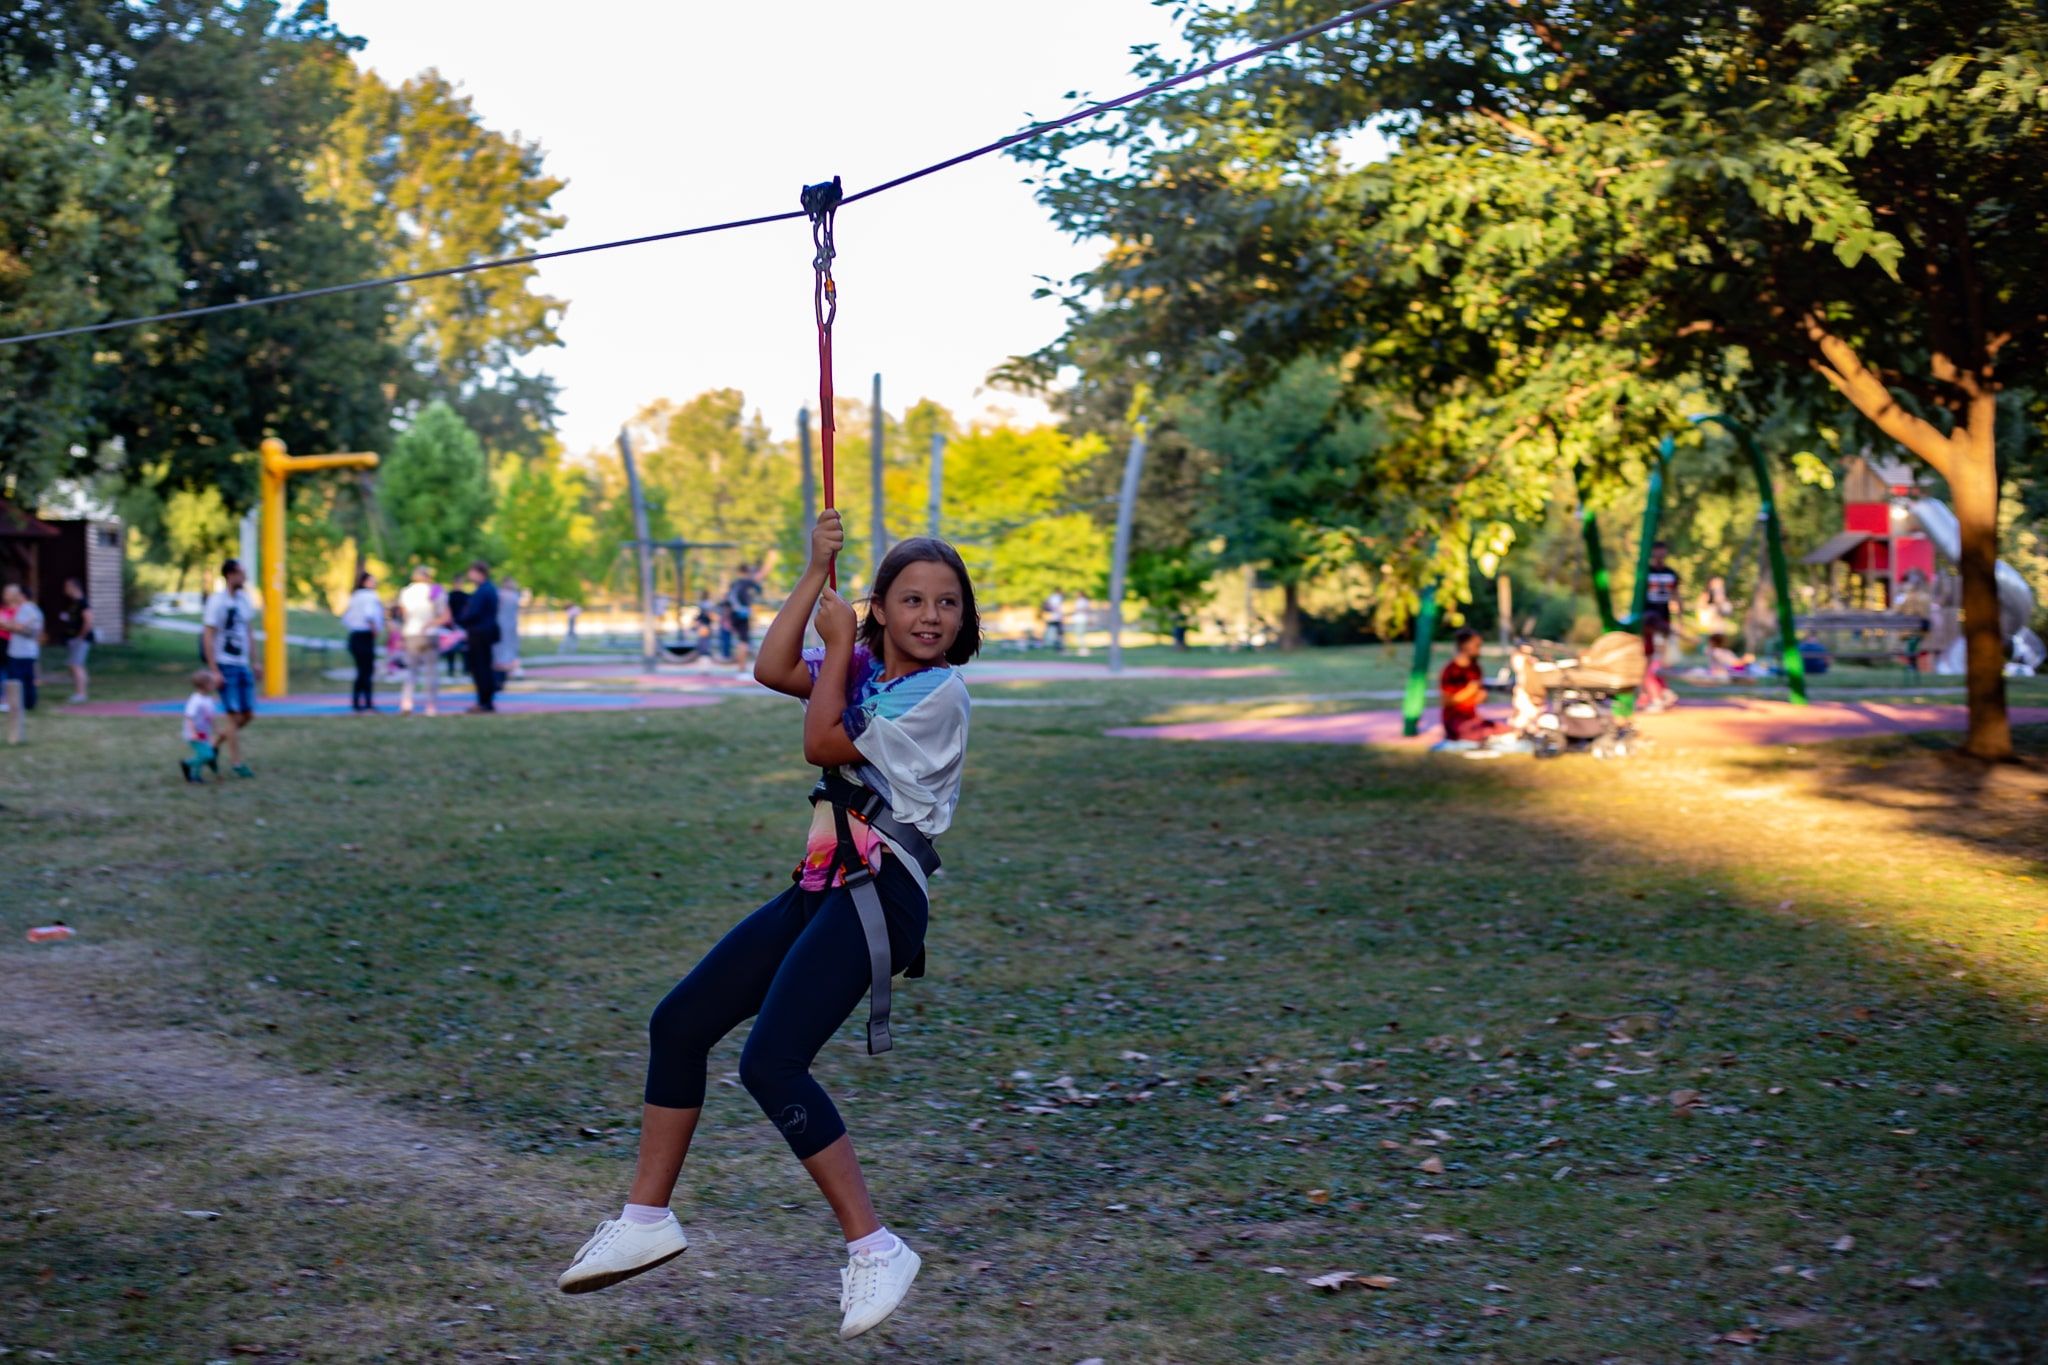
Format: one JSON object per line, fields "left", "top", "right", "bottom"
{"left": 838, "top": 1239, "right": 921, "bottom": 1340}
{"left": 556, "top": 1212, "right": 688, "bottom": 1294}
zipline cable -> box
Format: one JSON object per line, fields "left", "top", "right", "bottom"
{"left": 0, "top": 0, "right": 1403, "bottom": 351}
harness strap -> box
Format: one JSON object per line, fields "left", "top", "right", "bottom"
{"left": 831, "top": 801, "right": 898, "bottom": 1055}
{"left": 810, "top": 772, "right": 941, "bottom": 877}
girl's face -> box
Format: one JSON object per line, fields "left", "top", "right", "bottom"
{"left": 874, "top": 560, "right": 964, "bottom": 668}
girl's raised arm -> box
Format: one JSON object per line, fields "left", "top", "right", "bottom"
{"left": 754, "top": 510, "right": 843, "bottom": 698}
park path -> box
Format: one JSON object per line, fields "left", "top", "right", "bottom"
{"left": 0, "top": 949, "right": 831, "bottom": 1355}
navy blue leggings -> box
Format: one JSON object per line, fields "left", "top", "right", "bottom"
{"left": 645, "top": 858, "right": 928, "bottom": 1161}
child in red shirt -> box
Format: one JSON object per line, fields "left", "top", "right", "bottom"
{"left": 1440, "top": 628, "right": 1510, "bottom": 742}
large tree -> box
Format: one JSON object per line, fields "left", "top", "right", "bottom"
{"left": 1179, "top": 357, "right": 1386, "bottom": 647}
{"left": 379, "top": 400, "right": 495, "bottom": 577}
{"left": 0, "top": 64, "right": 175, "bottom": 502}
{"left": 314, "top": 66, "right": 568, "bottom": 456}
{"left": 625, "top": 389, "right": 799, "bottom": 564}
{"left": 1021, "top": 0, "right": 2047, "bottom": 757}
{"left": 4, "top": 2, "right": 403, "bottom": 506}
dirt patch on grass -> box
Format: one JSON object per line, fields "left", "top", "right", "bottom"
{"left": 0, "top": 951, "right": 849, "bottom": 1358}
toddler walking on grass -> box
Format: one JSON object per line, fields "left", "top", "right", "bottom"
{"left": 180, "top": 670, "right": 222, "bottom": 784}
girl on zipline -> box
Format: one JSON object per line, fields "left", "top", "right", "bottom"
{"left": 557, "top": 507, "right": 978, "bottom": 1341}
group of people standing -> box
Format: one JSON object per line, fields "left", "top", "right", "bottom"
{"left": 690, "top": 564, "right": 764, "bottom": 666}
{"left": 340, "top": 560, "right": 513, "bottom": 716}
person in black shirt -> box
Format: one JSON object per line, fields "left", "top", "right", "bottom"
{"left": 1641, "top": 542, "right": 1681, "bottom": 651}
{"left": 726, "top": 564, "right": 762, "bottom": 666}
{"left": 458, "top": 561, "right": 502, "bottom": 712}
{"left": 57, "top": 576, "right": 95, "bottom": 703}
{"left": 1639, "top": 542, "right": 1681, "bottom": 711}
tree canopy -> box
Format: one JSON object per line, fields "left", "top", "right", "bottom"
{"left": 1017, "top": 0, "right": 2048, "bottom": 756}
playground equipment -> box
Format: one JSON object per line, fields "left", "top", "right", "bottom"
{"left": 1573, "top": 418, "right": 1806, "bottom": 705}
{"left": 1399, "top": 583, "right": 1442, "bottom": 738}
{"left": 1903, "top": 498, "right": 2043, "bottom": 675}
{"left": 1795, "top": 455, "right": 2043, "bottom": 676}
{"left": 1106, "top": 423, "right": 1150, "bottom": 674}
{"left": 258, "top": 437, "right": 378, "bottom": 698}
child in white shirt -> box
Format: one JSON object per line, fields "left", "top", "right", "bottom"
{"left": 181, "top": 669, "right": 222, "bottom": 783}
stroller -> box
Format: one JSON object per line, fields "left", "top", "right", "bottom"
{"left": 1516, "top": 632, "right": 1646, "bottom": 759}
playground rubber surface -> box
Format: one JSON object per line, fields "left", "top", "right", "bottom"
{"left": 531, "top": 659, "right": 1281, "bottom": 685}
{"left": 66, "top": 690, "right": 726, "bottom": 718}
{"left": 1108, "top": 697, "right": 2048, "bottom": 748}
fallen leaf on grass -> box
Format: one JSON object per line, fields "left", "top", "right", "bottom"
{"left": 1903, "top": 1274, "right": 1941, "bottom": 1289}
{"left": 1380, "top": 1139, "right": 1403, "bottom": 1150}
{"left": 1261, "top": 1266, "right": 1289, "bottom": 1275}
{"left": 1306, "top": 1189, "right": 1330, "bottom": 1205}
{"left": 1712, "top": 1328, "right": 1764, "bottom": 1345}
{"left": 1418, "top": 1157, "right": 1446, "bottom": 1174}
{"left": 1831, "top": 1235, "right": 1855, "bottom": 1253}
{"left": 1668, "top": 1089, "right": 1702, "bottom": 1109}
{"left": 1305, "top": 1271, "right": 1398, "bottom": 1291}
{"left": 181, "top": 1210, "right": 222, "bottom": 1220}
{"left": 1481, "top": 1305, "right": 1507, "bottom": 1317}
{"left": 1485, "top": 1282, "right": 1511, "bottom": 1292}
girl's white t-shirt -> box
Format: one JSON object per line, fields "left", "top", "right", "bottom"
{"left": 183, "top": 692, "right": 218, "bottom": 743}
{"left": 794, "top": 644, "right": 970, "bottom": 895}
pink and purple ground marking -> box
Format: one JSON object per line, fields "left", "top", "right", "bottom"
{"left": 1108, "top": 698, "right": 2048, "bottom": 750}
{"left": 68, "top": 691, "right": 724, "bottom": 719}
{"left": 535, "top": 660, "right": 1279, "bottom": 686}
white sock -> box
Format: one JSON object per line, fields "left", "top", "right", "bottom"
{"left": 620, "top": 1202, "right": 670, "bottom": 1225}
{"left": 847, "top": 1226, "right": 901, "bottom": 1258}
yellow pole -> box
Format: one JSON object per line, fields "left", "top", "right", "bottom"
{"left": 260, "top": 439, "right": 290, "bottom": 697}
{"left": 256, "top": 438, "right": 379, "bottom": 700}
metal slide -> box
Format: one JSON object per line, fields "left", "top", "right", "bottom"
{"left": 1905, "top": 498, "right": 2046, "bottom": 675}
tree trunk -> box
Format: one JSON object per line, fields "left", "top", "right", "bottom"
{"left": 1950, "top": 418, "right": 2012, "bottom": 759}
{"left": 1800, "top": 316, "right": 2013, "bottom": 760}
{"left": 1280, "top": 580, "right": 1304, "bottom": 650}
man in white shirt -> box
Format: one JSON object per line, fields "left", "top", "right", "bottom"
{"left": 2, "top": 583, "right": 43, "bottom": 743}
{"left": 1041, "top": 589, "right": 1065, "bottom": 651}
{"left": 201, "top": 558, "right": 258, "bottom": 777}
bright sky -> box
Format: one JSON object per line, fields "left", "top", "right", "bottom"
{"left": 327, "top": 0, "right": 1185, "bottom": 458}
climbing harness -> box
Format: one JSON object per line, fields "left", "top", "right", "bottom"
{"left": 800, "top": 175, "right": 927, "bottom": 1055}
{"left": 808, "top": 771, "right": 935, "bottom": 1056}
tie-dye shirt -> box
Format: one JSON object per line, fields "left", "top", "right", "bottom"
{"left": 794, "top": 644, "right": 970, "bottom": 894}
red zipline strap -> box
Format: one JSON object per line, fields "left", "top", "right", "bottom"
{"left": 802, "top": 177, "right": 843, "bottom": 588}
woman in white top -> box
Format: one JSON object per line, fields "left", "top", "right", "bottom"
{"left": 342, "top": 572, "right": 385, "bottom": 713}
{"left": 395, "top": 566, "right": 450, "bottom": 716}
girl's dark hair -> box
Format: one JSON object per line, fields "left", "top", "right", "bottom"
{"left": 355, "top": 570, "right": 374, "bottom": 590}
{"left": 1454, "top": 626, "right": 1481, "bottom": 647}
{"left": 859, "top": 537, "right": 982, "bottom": 666}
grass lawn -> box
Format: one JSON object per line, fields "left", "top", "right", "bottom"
{"left": 3, "top": 643, "right": 2045, "bottom": 1362}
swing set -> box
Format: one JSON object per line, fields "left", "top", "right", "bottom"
{"left": 1398, "top": 415, "right": 1808, "bottom": 738}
